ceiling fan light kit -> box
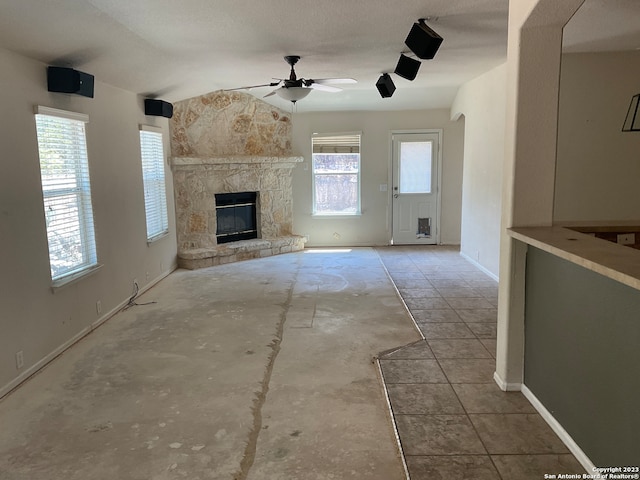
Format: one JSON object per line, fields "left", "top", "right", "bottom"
{"left": 276, "top": 86, "right": 311, "bottom": 103}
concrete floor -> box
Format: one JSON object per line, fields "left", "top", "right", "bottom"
{"left": 0, "top": 248, "right": 421, "bottom": 480}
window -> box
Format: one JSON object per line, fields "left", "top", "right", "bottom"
{"left": 34, "top": 106, "right": 98, "bottom": 282}
{"left": 312, "top": 133, "right": 361, "bottom": 215}
{"left": 139, "top": 126, "right": 169, "bottom": 241}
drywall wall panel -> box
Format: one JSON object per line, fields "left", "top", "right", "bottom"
{"left": 524, "top": 246, "right": 640, "bottom": 465}
{"left": 451, "top": 62, "right": 507, "bottom": 277}
{"left": 0, "top": 48, "right": 177, "bottom": 393}
{"left": 555, "top": 51, "right": 640, "bottom": 222}
{"left": 291, "top": 109, "right": 464, "bottom": 247}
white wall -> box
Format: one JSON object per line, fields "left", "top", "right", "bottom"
{"left": 554, "top": 51, "right": 640, "bottom": 223}
{"left": 451, "top": 63, "right": 507, "bottom": 278}
{"left": 290, "top": 109, "right": 464, "bottom": 247}
{"left": 0, "top": 48, "right": 177, "bottom": 394}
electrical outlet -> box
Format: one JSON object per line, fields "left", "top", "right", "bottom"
{"left": 145, "top": 271, "right": 150, "bottom": 281}
{"left": 96, "top": 300, "right": 102, "bottom": 315}
{"left": 15, "top": 351, "right": 24, "bottom": 370}
{"left": 617, "top": 233, "right": 635, "bottom": 245}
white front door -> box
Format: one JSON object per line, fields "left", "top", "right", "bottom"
{"left": 391, "top": 132, "right": 441, "bottom": 245}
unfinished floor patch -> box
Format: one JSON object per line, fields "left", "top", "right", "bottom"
{"left": 0, "top": 248, "right": 419, "bottom": 480}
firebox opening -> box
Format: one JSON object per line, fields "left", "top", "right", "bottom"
{"left": 215, "top": 192, "right": 258, "bottom": 244}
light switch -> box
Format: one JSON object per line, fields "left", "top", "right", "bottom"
{"left": 379, "top": 184, "right": 388, "bottom": 192}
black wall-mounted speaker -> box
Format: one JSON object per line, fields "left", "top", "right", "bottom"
{"left": 405, "top": 20, "right": 443, "bottom": 60}
{"left": 144, "top": 99, "right": 174, "bottom": 119}
{"left": 394, "top": 54, "right": 421, "bottom": 81}
{"left": 376, "top": 73, "right": 396, "bottom": 98}
{"left": 47, "top": 66, "right": 94, "bottom": 98}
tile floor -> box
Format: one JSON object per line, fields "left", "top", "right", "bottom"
{"left": 375, "top": 246, "right": 585, "bottom": 480}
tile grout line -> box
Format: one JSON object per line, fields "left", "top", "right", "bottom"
{"left": 374, "top": 358, "right": 412, "bottom": 480}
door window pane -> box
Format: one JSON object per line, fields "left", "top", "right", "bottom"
{"left": 399, "top": 141, "right": 432, "bottom": 194}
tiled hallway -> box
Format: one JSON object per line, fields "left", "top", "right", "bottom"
{"left": 376, "top": 246, "right": 585, "bottom": 480}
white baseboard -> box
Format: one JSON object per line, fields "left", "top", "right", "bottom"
{"left": 0, "top": 265, "right": 177, "bottom": 400}
{"left": 521, "top": 384, "right": 595, "bottom": 473}
{"left": 459, "top": 252, "right": 499, "bottom": 281}
{"left": 493, "top": 371, "right": 522, "bottom": 391}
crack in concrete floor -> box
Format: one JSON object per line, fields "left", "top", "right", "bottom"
{"left": 234, "top": 269, "right": 298, "bottom": 480}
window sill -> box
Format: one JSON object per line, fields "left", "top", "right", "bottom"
{"left": 147, "top": 230, "right": 169, "bottom": 245}
{"left": 51, "top": 264, "right": 103, "bottom": 292}
{"left": 312, "top": 213, "right": 362, "bottom": 219}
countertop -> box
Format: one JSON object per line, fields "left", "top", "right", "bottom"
{"left": 508, "top": 226, "right": 640, "bottom": 291}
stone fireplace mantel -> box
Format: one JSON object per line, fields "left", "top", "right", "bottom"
{"left": 171, "top": 154, "right": 305, "bottom": 269}
{"left": 172, "top": 155, "right": 304, "bottom": 167}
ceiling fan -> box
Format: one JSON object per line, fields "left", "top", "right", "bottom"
{"left": 226, "top": 55, "right": 356, "bottom": 103}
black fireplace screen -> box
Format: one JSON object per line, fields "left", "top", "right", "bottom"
{"left": 214, "top": 192, "right": 258, "bottom": 244}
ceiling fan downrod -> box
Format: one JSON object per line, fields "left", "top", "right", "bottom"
{"left": 284, "top": 55, "right": 300, "bottom": 82}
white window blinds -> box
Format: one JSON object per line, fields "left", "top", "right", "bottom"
{"left": 139, "top": 127, "right": 169, "bottom": 241}
{"left": 34, "top": 106, "right": 98, "bottom": 281}
{"left": 312, "top": 133, "right": 361, "bottom": 154}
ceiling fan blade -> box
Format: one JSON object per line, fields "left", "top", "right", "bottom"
{"left": 224, "top": 81, "right": 281, "bottom": 92}
{"left": 309, "top": 83, "right": 342, "bottom": 93}
{"left": 263, "top": 89, "right": 278, "bottom": 98}
{"left": 308, "top": 78, "right": 357, "bottom": 85}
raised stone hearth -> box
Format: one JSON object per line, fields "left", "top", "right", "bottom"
{"left": 170, "top": 90, "right": 306, "bottom": 269}
{"left": 178, "top": 236, "right": 306, "bottom": 270}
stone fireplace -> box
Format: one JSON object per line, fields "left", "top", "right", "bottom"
{"left": 170, "top": 90, "right": 306, "bottom": 269}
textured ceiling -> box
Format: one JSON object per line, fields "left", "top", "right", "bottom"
{"left": 0, "top": 0, "right": 637, "bottom": 112}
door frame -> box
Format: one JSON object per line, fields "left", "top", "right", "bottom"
{"left": 388, "top": 129, "right": 443, "bottom": 245}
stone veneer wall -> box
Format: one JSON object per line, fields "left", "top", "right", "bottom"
{"left": 171, "top": 90, "right": 292, "bottom": 157}
{"left": 169, "top": 90, "right": 305, "bottom": 264}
